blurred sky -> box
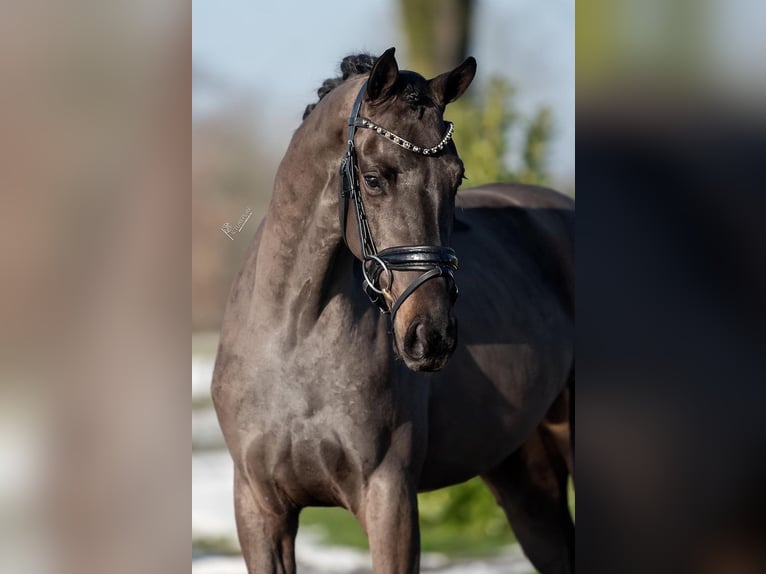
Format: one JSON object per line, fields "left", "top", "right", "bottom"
{"left": 193, "top": 0, "right": 574, "bottom": 184}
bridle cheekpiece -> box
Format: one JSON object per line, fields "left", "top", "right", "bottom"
{"left": 338, "top": 81, "right": 459, "bottom": 324}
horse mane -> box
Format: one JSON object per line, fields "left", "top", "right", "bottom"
{"left": 302, "top": 53, "right": 378, "bottom": 120}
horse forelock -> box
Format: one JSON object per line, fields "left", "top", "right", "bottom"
{"left": 397, "top": 72, "right": 437, "bottom": 111}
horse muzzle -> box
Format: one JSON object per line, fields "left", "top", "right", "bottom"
{"left": 400, "top": 312, "right": 458, "bottom": 372}
{"left": 362, "top": 245, "right": 459, "bottom": 372}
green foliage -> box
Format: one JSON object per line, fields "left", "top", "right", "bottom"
{"left": 300, "top": 507, "right": 370, "bottom": 550}
{"left": 448, "top": 78, "right": 516, "bottom": 186}
{"left": 520, "top": 106, "right": 553, "bottom": 186}
{"left": 418, "top": 477, "right": 514, "bottom": 554}
{"left": 449, "top": 77, "right": 553, "bottom": 188}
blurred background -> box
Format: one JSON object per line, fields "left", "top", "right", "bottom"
{"left": 1, "top": 0, "right": 764, "bottom": 573}
{"left": 192, "top": 0, "right": 573, "bottom": 572}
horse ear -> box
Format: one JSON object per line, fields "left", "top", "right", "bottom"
{"left": 429, "top": 57, "right": 477, "bottom": 107}
{"left": 366, "top": 47, "right": 399, "bottom": 103}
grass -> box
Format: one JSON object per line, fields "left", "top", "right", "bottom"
{"left": 418, "top": 478, "right": 516, "bottom": 556}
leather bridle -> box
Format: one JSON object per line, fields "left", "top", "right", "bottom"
{"left": 338, "top": 81, "right": 459, "bottom": 324}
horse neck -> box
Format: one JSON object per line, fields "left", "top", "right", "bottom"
{"left": 254, "top": 119, "right": 357, "bottom": 334}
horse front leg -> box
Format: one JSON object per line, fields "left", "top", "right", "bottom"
{"left": 233, "top": 469, "right": 299, "bottom": 574}
{"left": 359, "top": 465, "right": 421, "bottom": 574}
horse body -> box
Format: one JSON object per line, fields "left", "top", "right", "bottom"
{"left": 417, "top": 184, "right": 574, "bottom": 490}
{"left": 212, "top": 50, "right": 573, "bottom": 574}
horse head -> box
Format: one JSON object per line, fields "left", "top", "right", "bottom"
{"left": 337, "top": 48, "right": 476, "bottom": 372}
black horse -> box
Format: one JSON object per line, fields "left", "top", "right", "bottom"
{"left": 212, "top": 48, "right": 574, "bottom": 573}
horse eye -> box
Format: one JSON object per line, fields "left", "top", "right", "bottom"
{"left": 363, "top": 175, "right": 380, "bottom": 189}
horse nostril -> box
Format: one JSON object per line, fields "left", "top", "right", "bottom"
{"left": 404, "top": 320, "right": 427, "bottom": 360}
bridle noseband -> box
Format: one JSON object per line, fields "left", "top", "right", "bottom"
{"left": 338, "top": 81, "right": 459, "bottom": 324}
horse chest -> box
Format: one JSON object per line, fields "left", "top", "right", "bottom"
{"left": 238, "top": 333, "right": 429, "bottom": 503}
{"left": 244, "top": 377, "right": 412, "bottom": 510}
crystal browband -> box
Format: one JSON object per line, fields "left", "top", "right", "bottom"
{"left": 353, "top": 118, "right": 455, "bottom": 156}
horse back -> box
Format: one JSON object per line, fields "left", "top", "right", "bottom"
{"left": 456, "top": 183, "right": 574, "bottom": 317}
